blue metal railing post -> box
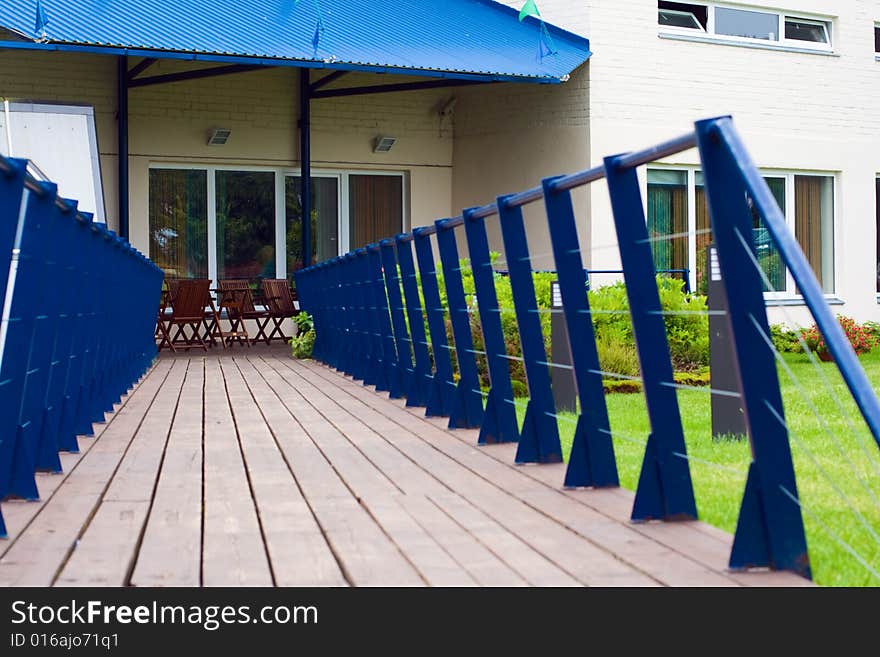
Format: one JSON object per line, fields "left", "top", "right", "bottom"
{"left": 0, "top": 151, "right": 160, "bottom": 534}
{"left": 340, "top": 253, "right": 360, "bottom": 378}
{"left": 0, "top": 160, "right": 29, "bottom": 528}
{"left": 435, "top": 219, "right": 484, "bottom": 429}
{"left": 367, "top": 244, "right": 393, "bottom": 393}
{"left": 396, "top": 235, "right": 432, "bottom": 408}
{"left": 380, "top": 239, "right": 413, "bottom": 400}
{"left": 696, "top": 116, "right": 810, "bottom": 578}
{"left": 0, "top": 182, "right": 59, "bottom": 501}
{"left": 542, "top": 177, "right": 619, "bottom": 488}
{"left": 30, "top": 197, "right": 75, "bottom": 473}
{"left": 413, "top": 227, "right": 455, "bottom": 417}
{"left": 462, "top": 207, "right": 519, "bottom": 444}
{"left": 496, "top": 194, "right": 562, "bottom": 464}
{"left": 604, "top": 155, "right": 697, "bottom": 521}
{"left": 38, "top": 199, "right": 82, "bottom": 457}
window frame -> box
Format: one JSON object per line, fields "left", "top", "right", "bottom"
{"left": 147, "top": 163, "right": 407, "bottom": 283}
{"left": 644, "top": 165, "right": 837, "bottom": 300}
{"left": 658, "top": 7, "right": 707, "bottom": 32}
{"left": 657, "top": 2, "right": 834, "bottom": 53}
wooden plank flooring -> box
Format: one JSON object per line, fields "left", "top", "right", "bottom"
{"left": 0, "top": 351, "right": 812, "bottom": 587}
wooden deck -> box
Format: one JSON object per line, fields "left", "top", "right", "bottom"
{"left": 0, "top": 349, "right": 811, "bottom": 587}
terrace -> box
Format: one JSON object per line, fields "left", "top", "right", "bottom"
{"left": 0, "top": 348, "right": 808, "bottom": 587}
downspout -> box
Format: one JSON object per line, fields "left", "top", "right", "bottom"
{"left": 300, "top": 69, "right": 312, "bottom": 268}
{"left": 117, "top": 56, "right": 129, "bottom": 239}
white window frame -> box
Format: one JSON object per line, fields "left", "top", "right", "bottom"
{"left": 658, "top": 7, "right": 707, "bottom": 32}
{"left": 645, "top": 165, "right": 837, "bottom": 299}
{"left": 658, "top": 2, "right": 834, "bottom": 53}
{"left": 147, "top": 163, "right": 407, "bottom": 283}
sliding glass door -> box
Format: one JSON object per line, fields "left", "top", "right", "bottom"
{"left": 216, "top": 170, "right": 276, "bottom": 281}
{"left": 149, "top": 166, "right": 404, "bottom": 285}
{"left": 286, "top": 175, "right": 340, "bottom": 281}
{"left": 148, "top": 169, "right": 208, "bottom": 279}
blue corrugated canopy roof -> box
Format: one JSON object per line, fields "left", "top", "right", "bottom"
{"left": 0, "top": 0, "right": 591, "bottom": 83}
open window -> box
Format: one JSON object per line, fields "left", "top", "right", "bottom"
{"left": 658, "top": 3, "right": 832, "bottom": 51}
{"left": 784, "top": 17, "right": 829, "bottom": 44}
{"left": 658, "top": 2, "right": 708, "bottom": 31}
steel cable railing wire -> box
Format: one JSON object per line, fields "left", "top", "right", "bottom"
{"left": 0, "top": 155, "right": 161, "bottom": 537}
{"left": 294, "top": 118, "right": 880, "bottom": 583}
{"left": 403, "top": 210, "right": 746, "bottom": 486}
{"left": 733, "top": 226, "right": 880, "bottom": 487}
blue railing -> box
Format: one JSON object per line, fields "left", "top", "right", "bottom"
{"left": 0, "top": 156, "right": 163, "bottom": 538}
{"left": 295, "top": 116, "right": 880, "bottom": 581}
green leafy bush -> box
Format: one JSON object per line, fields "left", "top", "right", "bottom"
{"left": 290, "top": 311, "right": 315, "bottom": 359}
{"left": 410, "top": 257, "right": 708, "bottom": 394}
{"left": 770, "top": 323, "right": 803, "bottom": 354}
{"left": 588, "top": 276, "right": 709, "bottom": 372}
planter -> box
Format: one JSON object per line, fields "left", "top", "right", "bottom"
{"left": 817, "top": 350, "right": 834, "bottom": 362}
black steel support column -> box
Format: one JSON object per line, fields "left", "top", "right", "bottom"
{"left": 300, "top": 68, "right": 312, "bottom": 268}
{"left": 117, "top": 56, "right": 129, "bottom": 240}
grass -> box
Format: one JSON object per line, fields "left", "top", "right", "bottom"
{"left": 515, "top": 350, "right": 880, "bottom": 587}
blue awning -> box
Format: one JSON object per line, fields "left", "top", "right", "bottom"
{"left": 0, "top": 0, "right": 591, "bottom": 83}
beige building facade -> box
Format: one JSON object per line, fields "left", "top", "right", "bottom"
{"left": 3, "top": 1, "right": 880, "bottom": 327}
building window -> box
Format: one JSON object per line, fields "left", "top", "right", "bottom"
{"left": 793, "top": 175, "right": 834, "bottom": 293}
{"left": 647, "top": 167, "right": 835, "bottom": 297}
{"left": 715, "top": 6, "right": 779, "bottom": 40}
{"left": 149, "top": 166, "right": 405, "bottom": 284}
{"left": 875, "top": 178, "right": 879, "bottom": 293}
{"left": 647, "top": 169, "right": 689, "bottom": 277}
{"left": 749, "top": 177, "right": 786, "bottom": 292}
{"left": 658, "top": 2, "right": 708, "bottom": 31}
{"left": 349, "top": 174, "right": 404, "bottom": 250}
{"left": 215, "top": 171, "right": 276, "bottom": 281}
{"left": 149, "top": 168, "right": 208, "bottom": 279}
{"left": 286, "top": 176, "right": 340, "bottom": 278}
{"left": 658, "top": 2, "right": 832, "bottom": 50}
{"left": 875, "top": 25, "right": 880, "bottom": 54}
{"left": 784, "top": 18, "right": 829, "bottom": 44}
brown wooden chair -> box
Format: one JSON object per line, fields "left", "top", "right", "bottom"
{"left": 218, "top": 279, "right": 270, "bottom": 347}
{"left": 260, "top": 279, "right": 300, "bottom": 344}
{"left": 166, "top": 278, "right": 214, "bottom": 351}
{"left": 155, "top": 279, "right": 173, "bottom": 351}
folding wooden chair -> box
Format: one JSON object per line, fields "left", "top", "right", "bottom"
{"left": 218, "top": 279, "right": 270, "bottom": 348}
{"left": 166, "top": 278, "right": 213, "bottom": 351}
{"left": 155, "top": 280, "right": 173, "bottom": 351}
{"left": 260, "top": 279, "right": 300, "bottom": 344}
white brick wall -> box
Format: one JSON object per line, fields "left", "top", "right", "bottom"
{"left": 501, "top": 0, "right": 880, "bottom": 323}
{"left": 452, "top": 64, "right": 590, "bottom": 270}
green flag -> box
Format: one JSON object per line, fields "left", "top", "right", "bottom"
{"left": 518, "top": 0, "right": 540, "bottom": 22}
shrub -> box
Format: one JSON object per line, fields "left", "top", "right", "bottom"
{"left": 290, "top": 311, "right": 316, "bottom": 359}
{"left": 595, "top": 336, "right": 640, "bottom": 378}
{"left": 770, "top": 323, "right": 803, "bottom": 354}
{"left": 413, "top": 259, "right": 708, "bottom": 394}
{"left": 601, "top": 370, "right": 710, "bottom": 394}
{"left": 588, "top": 275, "right": 709, "bottom": 372}
{"left": 862, "top": 320, "right": 880, "bottom": 344}
{"left": 801, "top": 315, "right": 878, "bottom": 359}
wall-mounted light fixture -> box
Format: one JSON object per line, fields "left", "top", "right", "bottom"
{"left": 373, "top": 135, "right": 396, "bottom": 153}
{"left": 207, "top": 128, "right": 232, "bottom": 146}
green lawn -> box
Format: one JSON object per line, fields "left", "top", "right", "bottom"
{"left": 518, "top": 350, "right": 880, "bottom": 587}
